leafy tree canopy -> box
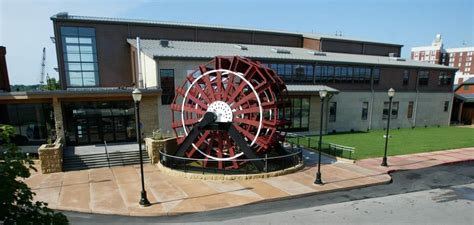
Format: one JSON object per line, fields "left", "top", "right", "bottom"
{"left": 0, "top": 124, "right": 68, "bottom": 225}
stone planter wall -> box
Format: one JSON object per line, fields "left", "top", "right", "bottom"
{"left": 38, "top": 138, "right": 63, "bottom": 174}
{"left": 144, "top": 137, "right": 177, "bottom": 164}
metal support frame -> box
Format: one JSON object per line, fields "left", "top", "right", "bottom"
{"left": 176, "top": 112, "right": 265, "bottom": 171}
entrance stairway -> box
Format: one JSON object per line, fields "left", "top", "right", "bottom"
{"left": 63, "top": 150, "right": 150, "bottom": 171}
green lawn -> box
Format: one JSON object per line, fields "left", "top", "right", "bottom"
{"left": 289, "top": 126, "right": 474, "bottom": 160}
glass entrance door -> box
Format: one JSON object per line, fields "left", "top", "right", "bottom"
{"left": 64, "top": 101, "right": 137, "bottom": 146}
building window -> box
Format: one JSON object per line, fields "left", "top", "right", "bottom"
{"left": 160, "top": 69, "right": 175, "bottom": 105}
{"left": 407, "top": 101, "right": 414, "bottom": 119}
{"left": 0, "top": 103, "right": 54, "bottom": 145}
{"left": 383, "top": 101, "right": 399, "bottom": 120}
{"left": 418, "top": 70, "right": 429, "bottom": 86}
{"left": 361, "top": 102, "right": 369, "bottom": 120}
{"left": 61, "top": 26, "right": 99, "bottom": 87}
{"left": 444, "top": 101, "right": 449, "bottom": 112}
{"left": 372, "top": 68, "right": 380, "bottom": 85}
{"left": 283, "top": 97, "right": 310, "bottom": 131}
{"left": 403, "top": 70, "right": 409, "bottom": 85}
{"left": 288, "top": 97, "right": 310, "bottom": 130}
{"left": 329, "top": 102, "right": 337, "bottom": 122}
{"left": 438, "top": 72, "right": 452, "bottom": 85}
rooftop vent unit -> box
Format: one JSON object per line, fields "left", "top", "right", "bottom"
{"left": 56, "top": 12, "right": 68, "bottom": 18}
{"left": 160, "top": 39, "right": 170, "bottom": 47}
{"left": 271, "top": 48, "right": 291, "bottom": 54}
{"left": 395, "top": 58, "right": 406, "bottom": 61}
{"left": 308, "top": 51, "right": 327, "bottom": 56}
{"left": 234, "top": 44, "right": 248, "bottom": 50}
{"left": 388, "top": 52, "right": 398, "bottom": 57}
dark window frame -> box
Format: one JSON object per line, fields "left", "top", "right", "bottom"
{"left": 418, "top": 70, "right": 429, "bottom": 86}
{"left": 407, "top": 101, "right": 414, "bottom": 119}
{"left": 403, "top": 70, "right": 409, "bottom": 85}
{"left": 362, "top": 102, "right": 369, "bottom": 120}
{"left": 160, "top": 69, "right": 175, "bottom": 105}
{"left": 61, "top": 26, "right": 99, "bottom": 87}
{"left": 329, "top": 102, "right": 337, "bottom": 122}
{"left": 383, "top": 101, "right": 399, "bottom": 120}
{"left": 444, "top": 101, "right": 449, "bottom": 112}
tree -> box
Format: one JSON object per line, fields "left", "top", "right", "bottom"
{"left": 45, "top": 77, "right": 60, "bottom": 91}
{"left": 0, "top": 124, "right": 68, "bottom": 225}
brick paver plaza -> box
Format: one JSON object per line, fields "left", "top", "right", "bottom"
{"left": 24, "top": 148, "right": 474, "bottom": 216}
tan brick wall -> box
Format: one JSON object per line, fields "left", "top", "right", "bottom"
{"left": 52, "top": 98, "right": 65, "bottom": 142}
{"left": 145, "top": 137, "right": 177, "bottom": 164}
{"left": 38, "top": 140, "right": 63, "bottom": 173}
{"left": 139, "top": 96, "right": 159, "bottom": 137}
{"left": 308, "top": 95, "right": 328, "bottom": 134}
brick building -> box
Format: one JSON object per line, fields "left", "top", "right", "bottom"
{"left": 0, "top": 13, "right": 457, "bottom": 149}
{"left": 452, "top": 78, "right": 474, "bottom": 124}
{"left": 411, "top": 34, "right": 474, "bottom": 84}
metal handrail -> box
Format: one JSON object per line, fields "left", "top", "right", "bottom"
{"left": 158, "top": 144, "right": 303, "bottom": 174}
{"left": 104, "top": 140, "right": 111, "bottom": 168}
{"left": 158, "top": 147, "right": 302, "bottom": 162}
{"left": 285, "top": 132, "right": 356, "bottom": 159}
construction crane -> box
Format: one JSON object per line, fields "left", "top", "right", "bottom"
{"left": 39, "top": 47, "right": 46, "bottom": 89}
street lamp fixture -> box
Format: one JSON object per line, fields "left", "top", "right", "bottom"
{"left": 381, "top": 88, "right": 395, "bottom": 167}
{"left": 315, "top": 89, "right": 328, "bottom": 185}
{"left": 133, "top": 88, "right": 151, "bottom": 207}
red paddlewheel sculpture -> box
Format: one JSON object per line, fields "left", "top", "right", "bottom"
{"left": 170, "top": 56, "right": 291, "bottom": 171}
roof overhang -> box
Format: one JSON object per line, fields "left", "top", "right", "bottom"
{"left": 0, "top": 88, "right": 161, "bottom": 101}
{"left": 286, "top": 85, "right": 339, "bottom": 94}
{"left": 455, "top": 93, "right": 474, "bottom": 103}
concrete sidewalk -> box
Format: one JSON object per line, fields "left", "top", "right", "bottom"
{"left": 356, "top": 147, "right": 474, "bottom": 173}
{"left": 23, "top": 147, "right": 473, "bottom": 216}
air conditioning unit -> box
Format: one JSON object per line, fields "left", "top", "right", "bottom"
{"left": 388, "top": 52, "right": 398, "bottom": 57}
{"left": 160, "top": 40, "right": 169, "bottom": 47}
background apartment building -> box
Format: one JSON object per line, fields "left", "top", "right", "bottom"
{"left": 411, "top": 34, "right": 473, "bottom": 84}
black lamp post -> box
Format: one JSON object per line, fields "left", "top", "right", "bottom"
{"left": 381, "top": 88, "right": 395, "bottom": 167}
{"left": 132, "top": 88, "right": 151, "bottom": 207}
{"left": 315, "top": 89, "right": 327, "bottom": 185}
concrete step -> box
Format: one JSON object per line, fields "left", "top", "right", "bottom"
{"left": 63, "top": 151, "right": 151, "bottom": 171}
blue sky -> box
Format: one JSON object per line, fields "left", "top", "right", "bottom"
{"left": 1, "top": 0, "right": 473, "bottom": 85}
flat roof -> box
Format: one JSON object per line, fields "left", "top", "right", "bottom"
{"left": 302, "top": 33, "right": 403, "bottom": 47}
{"left": 51, "top": 13, "right": 401, "bottom": 46}
{"left": 128, "top": 39, "right": 457, "bottom": 70}
{"left": 446, "top": 47, "right": 474, "bottom": 53}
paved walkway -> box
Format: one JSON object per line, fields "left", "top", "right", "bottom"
{"left": 356, "top": 147, "right": 474, "bottom": 173}
{"left": 23, "top": 148, "right": 473, "bottom": 216}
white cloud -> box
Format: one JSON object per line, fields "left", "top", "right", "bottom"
{"left": 0, "top": 0, "right": 145, "bottom": 84}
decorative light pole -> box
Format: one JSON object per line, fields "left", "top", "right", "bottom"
{"left": 315, "top": 90, "right": 327, "bottom": 185}
{"left": 132, "top": 88, "right": 151, "bottom": 207}
{"left": 381, "top": 88, "right": 395, "bottom": 167}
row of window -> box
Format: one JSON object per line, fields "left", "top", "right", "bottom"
{"left": 264, "top": 63, "right": 451, "bottom": 86}
{"left": 327, "top": 100, "right": 450, "bottom": 123}
{"left": 264, "top": 63, "right": 378, "bottom": 84}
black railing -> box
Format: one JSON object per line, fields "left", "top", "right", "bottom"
{"left": 285, "top": 133, "right": 355, "bottom": 159}
{"left": 158, "top": 144, "right": 303, "bottom": 175}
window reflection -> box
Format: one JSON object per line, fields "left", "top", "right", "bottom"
{"left": 61, "top": 26, "right": 99, "bottom": 87}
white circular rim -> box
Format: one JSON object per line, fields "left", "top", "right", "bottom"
{"left": 180, "top": 69, "right": 263, "bottom": 161}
